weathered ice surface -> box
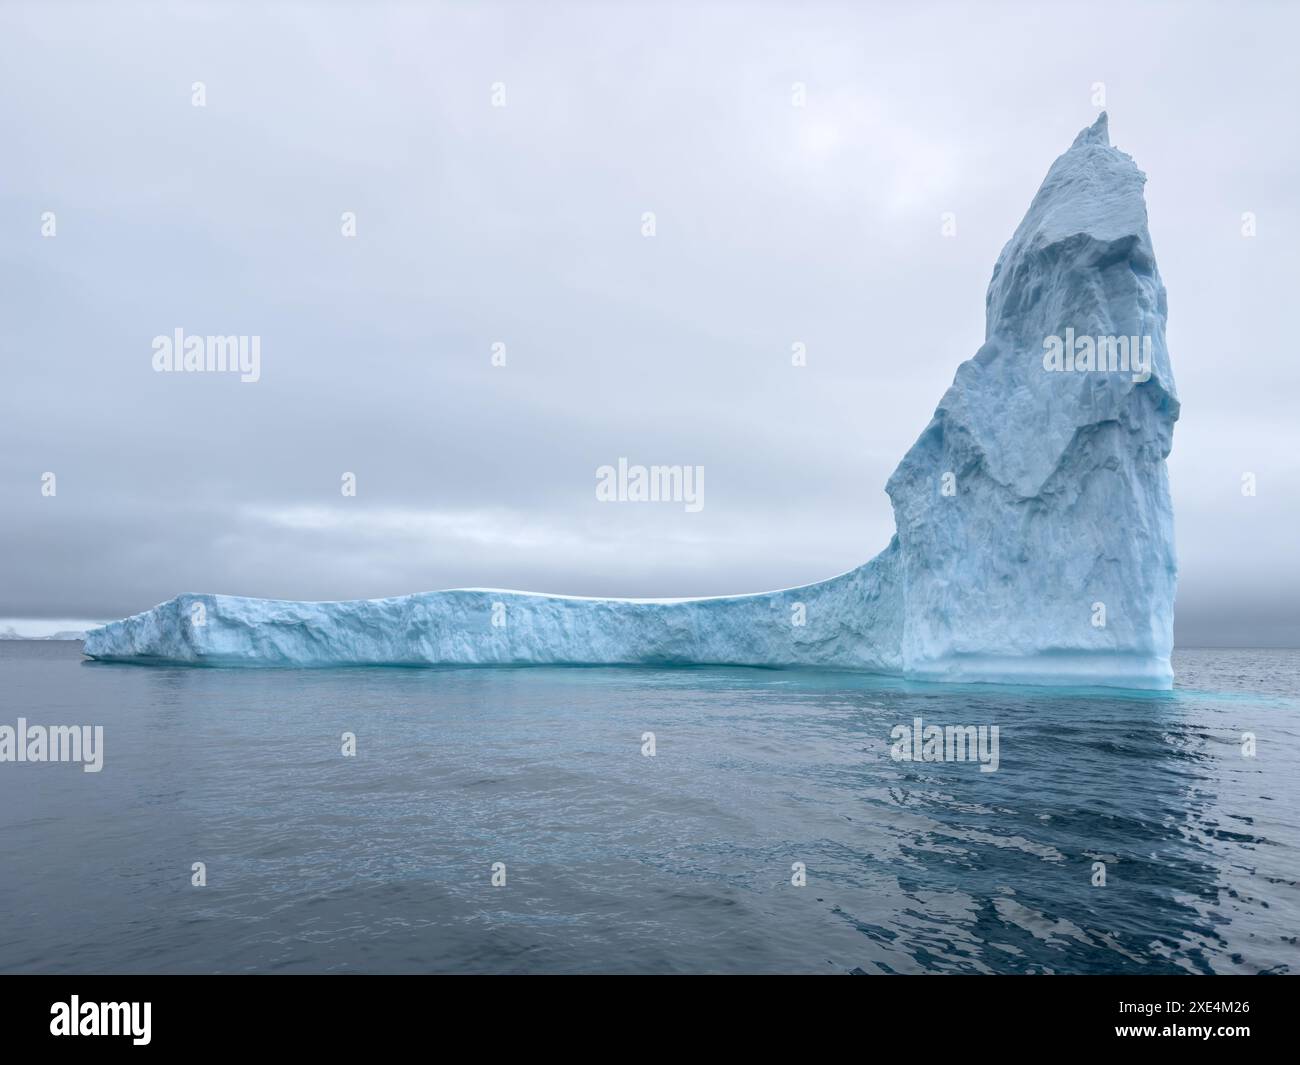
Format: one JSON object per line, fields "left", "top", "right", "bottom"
{"left": 85, "top": 114, "right": 1178, "bottom": 688}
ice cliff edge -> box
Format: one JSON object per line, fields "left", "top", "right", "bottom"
{"left": 85, "top": 114, "right": 1179, "bottom": 688}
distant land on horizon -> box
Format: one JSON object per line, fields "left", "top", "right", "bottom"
{"left": 0, "top": 625, "right": 89, "bottom": 641}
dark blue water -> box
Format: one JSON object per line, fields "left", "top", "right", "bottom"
{"left": 1, "top": 642, "right": 1296, "bottom": 974}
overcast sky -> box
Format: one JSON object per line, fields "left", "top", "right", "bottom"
{"left": 1, "top": 1, "right": 1296, "bottom": 645}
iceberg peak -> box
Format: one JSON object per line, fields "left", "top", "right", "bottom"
{"left": 1071, "top": 110, "right": 1110, "bottom": 148}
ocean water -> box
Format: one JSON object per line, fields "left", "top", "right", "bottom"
{"left": 0, "top": 642, "right": 1296, "bottom": 975}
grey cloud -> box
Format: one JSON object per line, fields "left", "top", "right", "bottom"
{"left": 1, "top": 2, "right": 1296, "bottom": 647}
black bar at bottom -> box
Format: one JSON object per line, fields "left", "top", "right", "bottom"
{"left": 0, "top": 974, "right": 1287, "bottom": 1052}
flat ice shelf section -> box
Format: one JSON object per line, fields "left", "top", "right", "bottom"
{"left": 85, "top": 113, "right": 1179, "bottom": 690}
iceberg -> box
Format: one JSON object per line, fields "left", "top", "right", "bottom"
{"left": 85, "top": 114, "right": 1178, "bottom": 689}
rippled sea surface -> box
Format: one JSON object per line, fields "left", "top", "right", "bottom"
{"left": 1, "top": 642, "right": 1297, "bottom": 974}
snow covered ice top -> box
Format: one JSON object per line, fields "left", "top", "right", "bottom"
{"left": 85, "top": 114, "right": 1179, "bottom": 689}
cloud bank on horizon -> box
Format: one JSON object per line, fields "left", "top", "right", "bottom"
{"left": 1, "top": 2, "right": 1297, "bottom": 646}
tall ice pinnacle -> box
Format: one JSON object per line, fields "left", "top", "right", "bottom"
{"left": 885, "top": 109, "right": 1179, "bottom": 685}
{"left": 85, "top": 115, "right": 1179, "bottom": 689}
